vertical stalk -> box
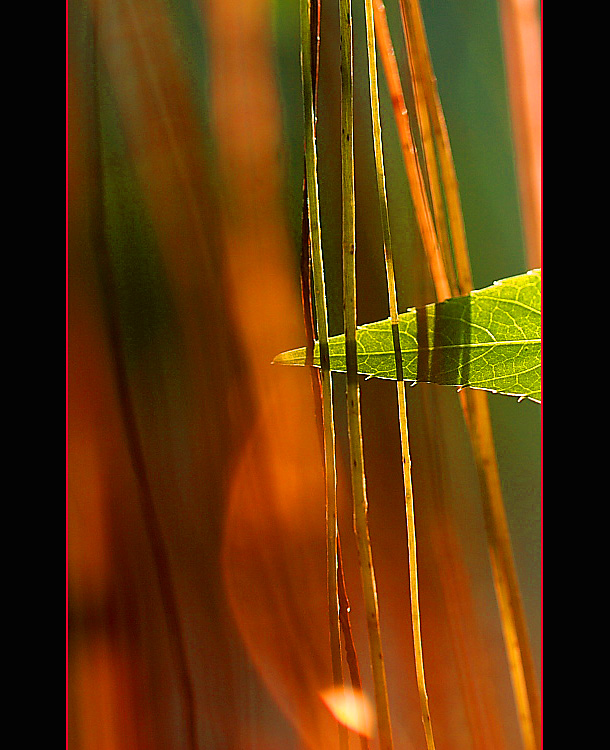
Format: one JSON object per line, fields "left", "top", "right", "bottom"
{"left": 362, "top": 2, "right": 435, "bottom": 748}
{"left": 299, "top": 4, "right": 369, "bottom": 743}
{"left": 299, "top": 1, "right": 347, "bottom": 747}
{"left": 337, "top": 539, "right": 370, "bottom": 750}
{"left": 396, "top": 1, "right": 456, "bottom": 294}
{"left": 398, "top": 3, "right": 541, "bottom": 747}
{"left": 369, "top": 15, "right": 509, "bottom": 748}
{"left": 339, "top": 1, "right": 394, "bottom": 748}
{"left": 398, "top": 0, "right": 470, "bottom": 295}
{"left": 497, "top": 0, "right": 541, "bottom": 270}
{"left": 300, "top": 0, "right": 322, "bottom": 373}
{"left": 464, "top": 387, "right": 542, "bottom": 750}
{"left": 371, "top": 0, "right": 451, "bottom": 302}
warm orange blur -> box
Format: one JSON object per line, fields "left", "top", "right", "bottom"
{"left": 498, "top": 0, "right": 542, "bottom": 269}
{"left": 68, "top": 1, "right": 538, "bottom": 748}
{"left": 69, "top": 0, "right": 339, "bottom": 745}
{"left": 205, "top": 0, "right": 355, "bottom": 743}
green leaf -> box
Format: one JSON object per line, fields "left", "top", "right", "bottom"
{"left": 274, "top": 269, "right": 541, "bottom": 402}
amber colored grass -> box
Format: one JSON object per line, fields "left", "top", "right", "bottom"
{"left": 298, "top": 1, "right": 369, "bottom": 747}
{"left": 299, "top": 0, "right": 347, "bottom": 747}
{"left": 364, "top": 0, "right": 435, "bottom": 747}
{"left": 388, "top": 0, "right": 541, "bottom": 750}
{"left": 372, "top": 0, "right": 451, "bottom": 303}
{"left": 498, "top": 0, "right": 542, "bottom": 269}
{"left": 339, "top": 0, "right": 394, "bottom": 747}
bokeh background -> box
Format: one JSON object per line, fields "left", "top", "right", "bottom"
{"left": 67, "top": 0, "right": 541, "bottom": 748}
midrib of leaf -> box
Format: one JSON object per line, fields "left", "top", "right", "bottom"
{"left": 361, "top": 341, "right": 539, "bottom": 352}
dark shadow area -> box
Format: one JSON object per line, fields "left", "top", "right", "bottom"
{"left": 431, "top": 294, "right": 472, "bottom": 388}
{"left": 414, "top": 294, "right": 473, "bottom": 388}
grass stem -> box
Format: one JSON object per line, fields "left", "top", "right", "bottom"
{"left": 299, "top": 1, "right": 347, "bottom": 747}
{"left": 339, "top": 1, "right": 394, "bottom": 747}
{"left": 363, "top": 2, "right": 435, "bottom": 747}
{"left": 397, "top": 0, "right": 470, "bottom": 295}
{"left": 396, "top": 0, "right": 457, "bottom": 295}
{"left": 372, "top": 0, "right": 451, "bottom": 302}
{"left": 497, "top": 0, "right": 541, "bottom": 270}
{"left": 463, "top": 388, "right": 542, "bottom": 750}
{"left": 397, "top": 3, "right": 541, "bottom": 746}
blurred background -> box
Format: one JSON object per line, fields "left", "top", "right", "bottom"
{"left": 67, "top": 0, "right": 541, "bottom": 748}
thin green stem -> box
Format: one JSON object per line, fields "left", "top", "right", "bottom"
{"left": 300, "top": 1, "right": 347, "bottom": 747}
{"left": 339, "top": 1, "right": 393, "bottom": 748}
{"left": 363, "top": 3, "right": 435, "bottom": 747}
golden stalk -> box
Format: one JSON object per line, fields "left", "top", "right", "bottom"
{"left": 364, "top": 1, "right": 436, "bottom": 746}
{"left": 339, "top": 0, "right": 394, "bottom": 746}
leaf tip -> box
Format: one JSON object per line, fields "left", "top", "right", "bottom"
{"left": 272, "top": 346, "right": 309, "bottom": 368}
